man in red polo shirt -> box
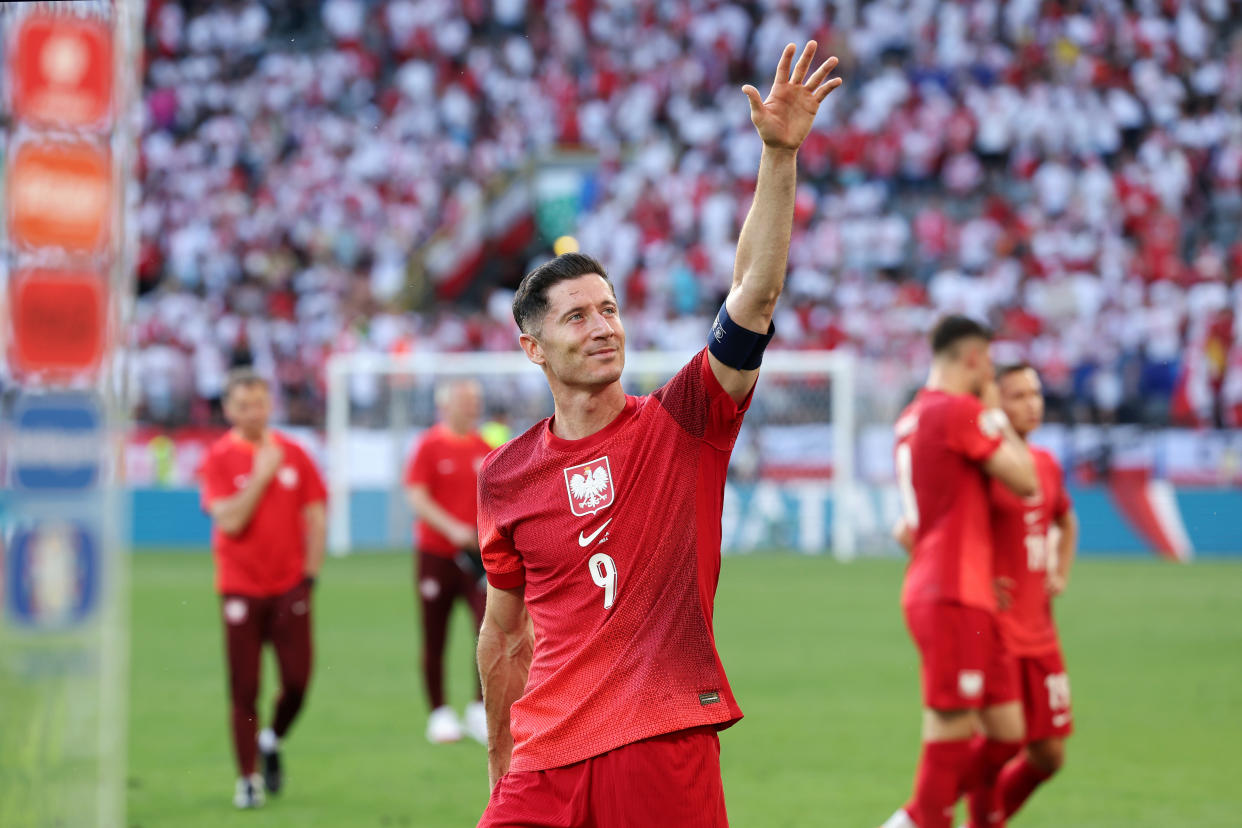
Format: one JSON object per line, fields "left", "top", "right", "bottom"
{"left": 200, "top": 369, "right": 326, "bottom": 810}
{"left": 404, "top": 379, "right": 492, "bottom": 745}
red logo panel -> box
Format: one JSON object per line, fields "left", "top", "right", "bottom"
{"left": 9, "top": 270, "right": 107, "bottom": 377}
{"left": 7, "top": 141, "right": 112, "bottom": 252}
{"left": 11, "top": 15, "right": 113, "bottom": 128}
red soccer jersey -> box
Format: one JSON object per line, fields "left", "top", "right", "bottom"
{"left": 990, "top": 447, "right": 1072, "bottom": 656}
{"left": 478, "top": 350, "right": 748, "bottom": 772}
{"left": 404, "top": 424, "right": 491, "bottom": 557}
{"left": 200, "top": 431, "right": 327, "bottom": 597}
{"left": 896, "top": 389, "right": 1004, "bottom": 611}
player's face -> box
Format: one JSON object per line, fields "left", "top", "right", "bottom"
{"left": 522, "top": 274, "right": 625, "bottom": 390}
{"left": 443, "top": 382, "right": 482, "bottom": 432}
{"left": 999, "top": 368, "right": 1044, "bottom": 437}
{"left": 223, "top": 383, "right": 271, "bottom": 439}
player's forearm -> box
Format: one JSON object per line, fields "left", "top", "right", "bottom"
{"left": 406, "top": 486, "right": 471, "bottom": 539}
{"left": 727, "top": 146, "right": 798, "bottom": 331}
{"left": 1055, "top": 510, "right": 1078, "bottom": 579}
{"left": 477, "top": 617, "right": 533, "bottom": 788}
{"left": 211, "top": 479, "right": 270, "bottom": 536}
{"left": 304, "top": 503, "right": 326, "bottom": 578}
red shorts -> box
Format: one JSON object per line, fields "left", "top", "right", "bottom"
{"left": 477, "top": 726, "right": 728, "bottom": 828}
{"left": 1016, "top": 648, "right": 1074, "bottom": 742}
{"left": 904, "top": 601, "right": 1019, "bottom": 711}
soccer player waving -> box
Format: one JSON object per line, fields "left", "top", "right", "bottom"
{"left": 883, "top": 318, "right": 1039, "bottom": 828}
{"left": 474, "top": 42, "right": 842, "bottom": 828}
{"left": 199, "top": 369, "right": 327, "bottom": 809}
{"left": 973, "top": 363, "right": 1078, "bottom": 826}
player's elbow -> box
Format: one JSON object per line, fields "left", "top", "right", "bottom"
{"left": 213, "top": 510, "right": 244, "bottom": 537}
{"left": 1013, "top": 473, "right": 1038, "bottom": 499}
{"left": 730, "top": 282, "right": 780, "bottom": 320}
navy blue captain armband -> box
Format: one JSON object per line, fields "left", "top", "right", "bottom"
{"left": 708, "top": 303, "right": 776, "bottom": 371}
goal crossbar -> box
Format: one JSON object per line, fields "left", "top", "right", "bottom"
{"left": 325, "top": 349, "right": 857, "bottom": 559}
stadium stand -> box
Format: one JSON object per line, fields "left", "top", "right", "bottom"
{"left": 135, "top": 0, "right": 1242, "bottom": 428}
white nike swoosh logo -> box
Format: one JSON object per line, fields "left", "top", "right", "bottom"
{"left": 1052, "top": 713, "right": 1072, "bottom": 727}
{"left": 578, "top": 519, "right": 612, "bottom": 547}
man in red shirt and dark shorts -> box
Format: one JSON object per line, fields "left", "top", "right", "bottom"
{"left": 200, "top": 369, "right": 327, "bottom": 809}
{"left": 970, "top": 363, "right": 1078, "bottom": 826}
{"left": 474, "top": 42, "right": 842, "bottom": 827}
{"left": 882, "top": 317, "right": 1039, "bottom": 828}
{"left": 404, "top": 379, "right": 492, "bottom": 745}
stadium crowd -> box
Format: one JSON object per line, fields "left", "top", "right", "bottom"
{"left": 134, "top": 0, "right": 1242, "bottom": 428}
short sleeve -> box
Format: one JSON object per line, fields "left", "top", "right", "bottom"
{"left": 945, "top": 394, "right": 1003, "bottom": 463}
{"left": 478, "top": 463, "right": 524, "bottom": 589}
{"left": 297, "top": 445, "right": 327, "bottom": 506}
{"left": 199, "top": 450, "right": 233, "bottom": 512}
{"left": 405, "top": 433, "right": 434, "bottom": 487}
{"left": 651, "top": 349, "right": 752, "bottom": 451}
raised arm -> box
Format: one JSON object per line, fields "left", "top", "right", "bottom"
{"left": 477, "top": 583, "right": 534, "bottom": 790}
{"left": 981, "top": 419, "right": 1039, "bottom": 499}
{"left": 709, "top": 41, "right": 842, "bottom": 403}
{"left": 208, "top": 435, "right": 283, "bottom": 536}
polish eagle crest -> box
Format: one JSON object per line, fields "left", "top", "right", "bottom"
{"left": 563, "top": 456, "right": 615, "bottom": 516}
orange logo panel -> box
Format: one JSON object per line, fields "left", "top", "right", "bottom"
{"left": 7, "top": 142, "right": 112, "bottom": 252}
{"left": 9, "top": 270, "right": 107, "bottom": 377}
{"left": 11, "top": 15, "right": 113, "bottom": 128}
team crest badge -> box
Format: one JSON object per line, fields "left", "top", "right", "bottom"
{"left": 563, "top": 456, "right": 615, "bottom": 517}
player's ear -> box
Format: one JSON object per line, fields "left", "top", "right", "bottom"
{"left": 519, "top": 332, "right": 545, "bottom": 366}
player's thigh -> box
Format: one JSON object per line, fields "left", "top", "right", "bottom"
{"left": 417, "top": 551, "right": 459, "bottom": 622}
{"left": 983, "top": 614, "right": 1020, "bottom": 709}
{"left": 221, "top": 595, "right": 264, "bottom": 696}
{"left": 590, "top": 727, "right": 728, "bottom": 828}
{"left": 921, "top": 707, "right": 978, "bottom": 742}
{"left": 270, "top": 582, "right": 314, "bottom": 683}
{"left": 477, "top": 765, "right": 590, "bottom": 828}
{"left": 905, "top": 601, "right": 992, "bottom": 712}
{"left": 979, "top": 700, "right": 1024, "bottom": 743}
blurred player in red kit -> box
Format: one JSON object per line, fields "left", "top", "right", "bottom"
{"left": 881, "top": 317, "right": 1039, "bottom": 828}
{"left": 200, "top": 369, "right": 327, "bottom": 809}
{"left": 474, "top": 42, "right": 842, "bottom": 828}
{"left": 404, "top": 379, "right": 492, "bottom": 745}
{"left": 968, "top": 363, "right": 1078, "bottom": 827}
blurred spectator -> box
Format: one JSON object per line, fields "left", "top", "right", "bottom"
{"left": 133, "top": 0, "right": 1242, "bottom": 429}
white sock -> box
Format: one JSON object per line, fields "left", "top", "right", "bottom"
{"left": 258, "top": 728, "right": 279, "bottom": 753}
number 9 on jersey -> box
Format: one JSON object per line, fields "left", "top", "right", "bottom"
{"left": 589, "top": 552, "right": 617, "bottom": 609}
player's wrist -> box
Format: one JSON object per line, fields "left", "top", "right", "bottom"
{"left": 982, "top": 407, "right": 1011, "bottom": 435}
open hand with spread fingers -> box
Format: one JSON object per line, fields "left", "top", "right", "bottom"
{"left": 743, "top": 41, "right": 842, "bottom": 152}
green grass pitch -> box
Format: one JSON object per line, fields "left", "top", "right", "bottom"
{"left": 128, "top": 552, "right": 1242, "bottom": 827}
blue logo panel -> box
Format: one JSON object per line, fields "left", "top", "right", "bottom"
{"left": 10, "top": 393, "right": 103, "bottom": 490}
{"left": 5, "top": 521, "right": 99, "bottom": 629}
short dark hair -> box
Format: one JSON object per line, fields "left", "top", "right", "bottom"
{"left": 224, "top": 367, "right": 269, "bottom": 400}
{"left": 930, "top": 314, "right": 992, "bottom": 356}
{"left": 997, "top": 361, "right": 1035, "bottom": 381}
{"left": 512, "top": 252, "right": 615, "bottom": 335}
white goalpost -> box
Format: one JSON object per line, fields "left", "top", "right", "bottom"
{"left": 325, "top": 349, "right": 860, "bottom": 560}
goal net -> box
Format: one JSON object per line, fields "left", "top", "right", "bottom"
{"left": 325, "top": 348, "right": 897, "bottom": 560}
